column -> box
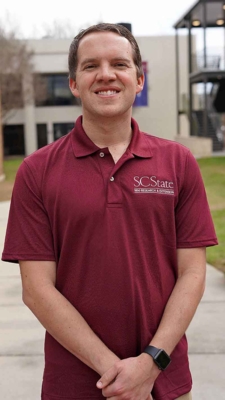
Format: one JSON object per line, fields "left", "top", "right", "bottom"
{"left": 22, "top": 69, "right": 37, "bottom": 155}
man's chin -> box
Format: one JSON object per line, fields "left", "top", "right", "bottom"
{"left": 93, "top": 107, "right": 131, "bottom": 119}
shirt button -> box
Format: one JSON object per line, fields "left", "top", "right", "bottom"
{"left": 99, "top": 152, "right": 105, "bottom": 157}
{"left": 110, "top": 176, "right": 115, "bottom": 182}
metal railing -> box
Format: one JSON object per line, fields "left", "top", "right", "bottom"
{"left": 192, "top": 54, "right": 224, "bottom": 72}
{"left": 180, "top": 92, "right": 224, "bottom": 144}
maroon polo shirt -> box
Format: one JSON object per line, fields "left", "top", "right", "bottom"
{"left": 2, "top": 116, "right": 217, "bottom": 400}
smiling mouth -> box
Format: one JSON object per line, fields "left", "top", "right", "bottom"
{"left": 96, "top": 90, "right": 119, "bottom": 95}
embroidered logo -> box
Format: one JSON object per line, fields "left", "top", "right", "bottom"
{"left": 134, "top": 176, "right": 174, "bottom": 195}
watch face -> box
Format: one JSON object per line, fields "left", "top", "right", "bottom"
{"left": 156, "top": 350, "right": 171, "bottom": 370}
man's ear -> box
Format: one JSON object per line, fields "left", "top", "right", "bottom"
{"left": 136, "top": 74, "right": 145, "bottom": 95}
{"left": 69, "top": 78, "right": 80, "bottom": 98}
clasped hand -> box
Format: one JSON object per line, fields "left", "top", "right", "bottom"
{"left": 96, "top": 355, "right": 156, "bottom": 399}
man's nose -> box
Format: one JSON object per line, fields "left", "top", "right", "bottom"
{"left": 96, "top": 65, "right": 116, "bottom": 80}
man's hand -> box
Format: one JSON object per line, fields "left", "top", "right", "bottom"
{"left": 96, "top": 354, "right": 159, "bottom": 399}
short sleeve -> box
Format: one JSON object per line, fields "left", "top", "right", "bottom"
{"left": 175, "top": 151, "right": 218, "bottom": 248}
{"left": 2, "top": 160, "right": 55, "bottom": 263}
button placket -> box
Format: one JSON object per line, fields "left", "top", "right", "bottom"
{"left": 96, "top": 150, "right": 132, "bottom": 206}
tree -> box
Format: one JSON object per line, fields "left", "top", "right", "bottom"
{"left": 41, "top": 19, "right": 95, "bottom": 39}
{"left": 0, "top": 24, "right": 44, "bottom": 180}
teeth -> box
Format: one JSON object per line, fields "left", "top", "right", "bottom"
{"left": 98, "top": 90, "right": 117, "bottom": 95}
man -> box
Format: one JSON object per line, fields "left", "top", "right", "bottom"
{"left": 2, "top": 23, "right": 217, "bottom": 400}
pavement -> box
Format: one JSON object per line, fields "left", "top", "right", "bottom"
{"left": 0, "top": 200, "right": 225, "bottom": 400}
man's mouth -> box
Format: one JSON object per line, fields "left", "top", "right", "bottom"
{"left": 96, "top": 90, "right": 119, "bottom": 95}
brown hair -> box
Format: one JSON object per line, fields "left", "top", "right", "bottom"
{"left": 68, "top": 23, "right": 143, "bottom": 80}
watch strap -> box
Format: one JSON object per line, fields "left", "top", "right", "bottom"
{"left": 143, "top": 345, "right": 171, "bottom": 370}
{"left": 143, "top": 345, "right": 160, "bottom": 358}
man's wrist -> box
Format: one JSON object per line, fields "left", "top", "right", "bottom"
{"left": 138, "top": 353, "right": 161, "bottom": 381}
{"left": 97, "top": 353, "right": 120, "bottom": 376}
{"left": 142, "top": 345, "right": 171, "bottom": 371}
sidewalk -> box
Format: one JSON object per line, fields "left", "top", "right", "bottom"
{"left": 0, "top": 200, "right": 225, "bottom": 400}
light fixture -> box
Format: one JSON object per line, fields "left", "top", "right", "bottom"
{"left": 223, "top": 4, "right": 225, "bottom": 10}
{"left": 192, "top": 19, "right": 201, "bottom": 27}
{"left": 216, "top": 18, "right": 225, "bottom": 25}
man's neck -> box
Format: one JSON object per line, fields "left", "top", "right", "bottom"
{"left": 82, "top": 114, "right": 133, "bottom": 163}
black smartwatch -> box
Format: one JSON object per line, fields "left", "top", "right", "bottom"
{"left": 143, "top": 345, "right": 171, "bottom": 371}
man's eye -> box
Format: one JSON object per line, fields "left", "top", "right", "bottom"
{"left": 115, "top": 63, "right": 127, "bottom": 68}
{"left": 85, "top": 65, "right": 96, "bottom": 70}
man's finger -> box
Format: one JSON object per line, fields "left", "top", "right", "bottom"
{"left": 96, "top": 365, "right": 118, "bottom": 389}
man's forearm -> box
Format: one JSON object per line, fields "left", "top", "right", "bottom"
{"left": 149, "top": 249, "right": 206, "bottom": 354}
{"left": 98, "top": 249, "right": 206, "bottom": 398}
{"left": 23, "top": 283, "right": 119, "bottom": 375}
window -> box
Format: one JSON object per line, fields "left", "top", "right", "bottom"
{"left": 53, "top": 123, "right": 74, "bottom": 140}
{"left": 35, "top": 74, "right": 81, "bottom": 106}
{"left": 3, "top": 125, "right": 25, "bottom": 155}
{"left": 37, "top": 124, "right": 48, "bottom": 149}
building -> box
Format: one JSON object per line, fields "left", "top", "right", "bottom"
{"left": 4, "top": 34, "right": 190, "bottom": 156}
{"left": 174, "top": 0, "right": 225, "bottom": 152}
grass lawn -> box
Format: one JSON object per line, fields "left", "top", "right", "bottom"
{"left": 4, "top": 157, "right": 24, "bottom": 181}
{"left": 0, "top": 155, "right": 224, "bottom": 272}
{"left": 197, "top": 157, "right": 225, "bottom": 273}
{"left": 0, "top": 157, "right": 24, "bottom": 202}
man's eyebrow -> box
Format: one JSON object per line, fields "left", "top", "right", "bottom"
{"left": 112, "top": 57, "right": 131, "bottom": 62}
{"left": 80, "top": 57, "right": 132, "bottom": 67}
{"left": 80, "top": 58, "right": 97, "bottom": 67}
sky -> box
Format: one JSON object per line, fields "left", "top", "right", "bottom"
{"left": 0, "top": 0, "right": 197, "bottom": 38}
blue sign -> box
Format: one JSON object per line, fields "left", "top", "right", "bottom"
{"left": 133, "top": 61, "right": 148, "bottom": 107}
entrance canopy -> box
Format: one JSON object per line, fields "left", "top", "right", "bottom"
{"left": 190, "top": 69, "right": 225, "bottom": 83}
{"left": 174, "top": 0, "right": 225, "bottom": 29}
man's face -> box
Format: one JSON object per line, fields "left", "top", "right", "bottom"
{"left": 70, "top": 31, "right": 144, "bottom": 120}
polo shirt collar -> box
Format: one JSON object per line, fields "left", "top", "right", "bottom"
{"left": 129, "top": 118, "right": 152, "bottom": 159}
{"left": 71, "top": 115, "right": 152, "bottom": 159}
{"left": 71, "top": 116, "right": 100, "bottom": 157}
